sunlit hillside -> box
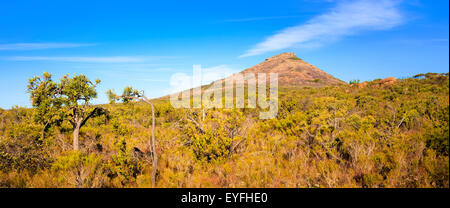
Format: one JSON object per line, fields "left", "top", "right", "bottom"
{"left": 0, "top": 72, "right": 448, "bottom": 188}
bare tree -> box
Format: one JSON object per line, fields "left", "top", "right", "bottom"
{"left": 107, "top": 87, "right": 158, "bottom": 187}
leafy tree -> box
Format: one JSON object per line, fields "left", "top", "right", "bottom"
{"left": 28, "top": 73, "right": 105, "bottom": 150}
{"left": 27, "top": 72, "right": 63, "bottom": 139}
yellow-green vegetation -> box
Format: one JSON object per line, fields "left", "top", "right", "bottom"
{"left": 0, "top": 73, "right": 448, "bottom": 188}
{"left": 288, "top": 55, "right": 303, "bottom": 61}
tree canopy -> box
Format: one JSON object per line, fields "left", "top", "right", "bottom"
{"left": 27, "top": 73, "right": 105, "bottom": 150}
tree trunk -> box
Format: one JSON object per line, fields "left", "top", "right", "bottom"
{"left": 150, "top": 102, "right": 157, "bottom": 187}
{"left": 73, "top": 125, "right": 80, "bottom": 151}
{"left": 202, "top": 108, "right": 205, "bottom": 121}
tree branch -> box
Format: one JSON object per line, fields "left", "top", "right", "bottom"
{"left": 397, "top": 115, "right": 406, "bottom": 129}
{"left": 80, "top": 107, "right": 103, "bottom": 128}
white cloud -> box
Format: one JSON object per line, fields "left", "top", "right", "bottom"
{"left": 3, "top": 55, "right": 182, "bottom": 63}
{"left": 169, "top": 73, "right": 193, "bottom": 93}
{"left": 0, "top": 43, "right": 94, "bottom": 50}
{"left": 240, "top": 0, "right": 404, "bottom": 57}
{"left": 4, "top": 56, "right": 144, "bottom": 63}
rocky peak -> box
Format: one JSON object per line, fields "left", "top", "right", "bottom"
{"left": 265, "top": 52, "right": 298, "bottom": 61}
{"left": 241, "top": 52, "right": 346, "bottom": 87}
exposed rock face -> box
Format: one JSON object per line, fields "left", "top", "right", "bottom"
{"left": 238, "top": 52, "right": 346, "bottom": 87}
{"left": 357, "top": 77, "right": 397, "bottom": 89}
{"left": 358, "top": 81, "right": 369, "bottom": 88}
{"left": 379, "top": 77, "right": 397, "bottom": 85}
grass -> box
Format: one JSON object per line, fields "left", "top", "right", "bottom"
{"left": 288, "top": 56, "right": 302, "bottom": 61}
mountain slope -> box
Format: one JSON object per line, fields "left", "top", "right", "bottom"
{"left": 164, "top": 52, "right": 346, "bottom": 99}
{"left": 238, "top": 52, "right": 345, "bottom": 87}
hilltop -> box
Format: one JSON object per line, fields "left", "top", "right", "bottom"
{"left": 166, "top": 52, "right": 347, "bottom": 100}
{"left": 239, "top": 52, "right": 345, "bottom": 87}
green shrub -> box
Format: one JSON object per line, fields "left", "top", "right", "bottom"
{"left": 104, "top": 139, "right": 143, "bottom": 186}
{"left": 52, "top": 151, "right": 105, "bottom": 188}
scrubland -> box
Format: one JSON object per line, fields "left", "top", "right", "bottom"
{"left": 0, "top": 73, "right": 448, "bottom": 188}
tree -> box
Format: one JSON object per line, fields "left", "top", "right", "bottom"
{"left": 28, "top": 73, "right": 105, "bottom": 150}
{"left": 27, "top": 72, "right": 63, "bottom": 140}
{"left": 107, "top": 87, "right": 158, "bottom": 187}
{"left": 349, "top": 79, "right": 360, "bottom": 85}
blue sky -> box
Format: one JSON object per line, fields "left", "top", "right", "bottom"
{"left": 0, "top": 0, "right": 448, "bottom": 109}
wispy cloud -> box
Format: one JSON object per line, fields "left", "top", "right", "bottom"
{"left": 0, "top": 43, "right": 94, "bottom": 50}
{"left": 5, "top": 56, "right": 143, "bottom": 63}
{"left": 240, "top": 0, "right": 404, "bottom": 57}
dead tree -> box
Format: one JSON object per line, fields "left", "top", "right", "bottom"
{"left": 108, "top": 88, "right": 158, "bottom": 187}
